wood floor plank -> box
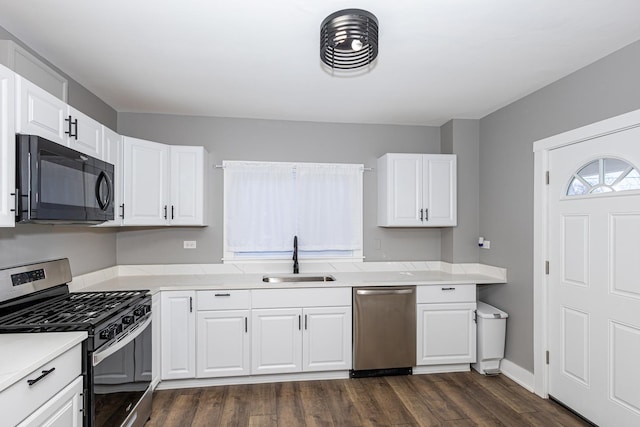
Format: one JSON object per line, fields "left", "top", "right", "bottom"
{"left": 149, "top": 372, "right": 592, "bottom": 427}
{"left": 190, "top": 386, "right": 226, "bottom": 426}
{"left": 384, "top": 376, "right": 442, "bottom": 427}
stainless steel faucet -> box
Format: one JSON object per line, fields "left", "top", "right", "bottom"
{"left": 293, "top": 235, "right": 299, "bottom": 274}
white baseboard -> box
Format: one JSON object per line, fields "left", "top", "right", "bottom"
{"left": 500, "top": 358, "right": 535, "bottom": 393}
{"left": 413, "top": 364, "right": 470, "bottom": 375}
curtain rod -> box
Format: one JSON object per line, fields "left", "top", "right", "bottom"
{"left": 215, "top": 164, "right": 373, "bottom": 171}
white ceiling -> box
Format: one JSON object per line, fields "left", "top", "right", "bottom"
{"left": 1, "top": 0, "right": 640, "bottom": 126}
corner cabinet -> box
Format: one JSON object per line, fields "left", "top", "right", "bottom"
{"left": 0, "top": 64, "right": 15, "bottom": 227}
{"left": 377, "top": 153, "right": 457, "bottom": 227}
{"left": 161, "top": 291, "right": 196, "bottom": 380}
{"left": 416, "top": 284, "right": 476, "bottom": 366}
{"left": 122, "top": 137, "right": 207, "bottom": 226}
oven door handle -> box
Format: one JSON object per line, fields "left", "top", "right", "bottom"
{"left": 93, "top": 316, "right": 151, "bottom": 367}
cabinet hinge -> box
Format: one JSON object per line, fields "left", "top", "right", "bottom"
{"left": 545, "top": 171, "right": 550, "bottom": 185}
{"left": 473, "top": 310, "right": 477, "bottom": 323}
{"left": 546, "top": 350, "right": 550, "bottom": 365}
{"left": 545, "top": 261, "right": 550, "bottom": 275}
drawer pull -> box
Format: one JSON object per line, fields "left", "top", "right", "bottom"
{"left": 214, "top": 293, "right": 231, "bottom": 297}
{"left": 27, "top": 367, "right": 56, "bottom": 386}
{"left": 441, "top": 287, "right": 456, "bottom": 291}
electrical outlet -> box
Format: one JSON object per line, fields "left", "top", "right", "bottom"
{"left": 482, "top": 240, "right": 491, "bottom": 249}
{"left": 183, "top": 241, "right": 197, "bottom": 249}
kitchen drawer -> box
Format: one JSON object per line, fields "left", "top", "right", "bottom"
{"left": 416, "top": 284, "right": 476, "bottom": 304}
{"left": 252, "top": 287, "right": 351, "bottom": 309}
{"left": 1, "top": 343, "right": 81, "bottom": 427}
{"left": 197, "top": 290, "right": 250, "bottom": 311}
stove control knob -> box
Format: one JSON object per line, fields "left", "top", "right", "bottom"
{"left": 122, "top": 315, "right": 134, "bottom": 325}
{"left": 99, "top": 324, "right": 117, "bottom": 340}
{"left": 115, "top": 323, "right": 123, "bottom": 334}
{"left": 134, "top": 305, "right": 150, "bottom": 317}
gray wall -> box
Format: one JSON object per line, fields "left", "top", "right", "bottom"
{"left": 441, "top": 119, "right": 480, "bottom": 264}
{"left": 116, "top": 114, "right": 442, "bottom": 265}
{"left": 478, "top": 39, "right": 640, "bottom": 372}
{"left": 0, "top": 25, "right": 118, "bottom": 275}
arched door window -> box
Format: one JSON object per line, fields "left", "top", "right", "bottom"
{"left": 566, "top": 157, "right": 640, "bottom": 196}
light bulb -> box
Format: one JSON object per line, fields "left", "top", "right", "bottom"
{"left": 351, "top": 39, "right": 363, "bottom": 51}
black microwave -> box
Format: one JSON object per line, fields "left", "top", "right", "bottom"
{"left": 15, "top": 134, "right": 115, "bottom": 224}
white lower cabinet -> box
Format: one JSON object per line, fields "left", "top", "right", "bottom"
{"left": 252, "top": 308, "right": 303, "bottom": 375}
{"left": 251, "top": 288, "right": 352, "bottom": 376}
{"left": 416, "top": 285, "right": 477, "bottom": 366}
{"left": 197, "top": 310, "right": 250, "bottom": 378}
{"left": 161, "top": 291, "right": 196, "bottom": 380}
{"left": 1, "top": 344, "right": 82, "bottom": 427}
{"left": 17, "top": 376, "right": 83, "bottom": 427}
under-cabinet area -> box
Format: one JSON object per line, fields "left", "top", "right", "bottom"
{"left": 156, "top": 283, "right": 477, "bottom": 389}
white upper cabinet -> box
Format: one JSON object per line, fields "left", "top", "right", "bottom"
{"left": 15, "top": 76, "right": 102, "bottom": 158}
{"left": 122, "top": 137, "right": 207, "bottom": 226}
{"left": 66, "top": 106, "right": 102, "bottom": 158}
{"left": 15, "top": 75, "right": 66, "bottom": 144}
{"left": 122, "top": 136, "right": 170, "bottom": 226}
{"left": 170, "top": 146, "right": 206, "bottom": 226}
{"left": 0, "top": 64, "right": 15, "bottom": 228}
{"left": 98, "top": 127, "right": 123, "bottom": 226}
{"left": 377, "top": 153, "right": 457, "bottom": 227}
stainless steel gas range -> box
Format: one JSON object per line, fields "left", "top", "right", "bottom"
{"left": 0, "top": 259, "right": 152, "bottom": 427}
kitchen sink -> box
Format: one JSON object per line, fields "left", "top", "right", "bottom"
{"left": 262, "top": 275, "right": 336, "bottom": 283}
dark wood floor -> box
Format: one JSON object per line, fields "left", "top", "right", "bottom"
{"left": 147, "top": 371, "right": 591, "bottom": 426}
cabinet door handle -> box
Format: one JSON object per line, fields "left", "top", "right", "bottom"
{"left": 214, "top": 293, "right": 231, "bottom": 297}
{"left": 245, "top": 317, "right": 248, "bottom": 333}
{"left": 171, "top": 205, "right": 175, "bottom": 220}
{"left": 420, "top": 208, "right": 424, "bottom": 221}
{"left": 164, "top": 205, "right": 168, "bottom": 220}
{"left": 10, "top": 189, "right": 19, "bottom": 213}
{"left": 298, "top": 315, "right": 301, "bottom": 330}
{"left": 120, "top": 204, "right": 125, "bottom": 219}
{"left": 304, "top": 314, "right": 308, "bottom": 330}
{"left": 65, "top": 115, "right": 73, "bottom": 137}
{"left": 73, "top": 118, "right": 78, "bottom": 139}
{"left": 27, "top": 367, "right": 55, "bottom": 386}
{"left": 441, "top": 287, "right": 456, "bottom": 291}
{"left": 189, "top": 296, "right": 193, "bottom": 312}
{"left": 425, "top": 208, "right": 429, "bottom": 221}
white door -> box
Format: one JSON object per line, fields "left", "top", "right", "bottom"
{"left": 170, "top": 145, "right": 206, "bottom": 225}
{"left": 17, "top": 377, "right": 83, "bottom": 427}
{"left": 384, "top": 153, "right": 423, "bottom": 226}
{"left": 122, "top": 136, "right": 169, "bottom": 225}
{"left": 251, "top": 308, "right": 302, "bottom": 375}
{"left": 548, "top": 126, "right": 640, "bottom": 427}
{"left": 197, "top": 310, "right": 250, "bottom": 378}
{"left": 416, "top": 302, "right": 476, "bottom": 365}
{"left": 161, "top": 291, "right": 196, "bottom": 380}
{"left": 0, "top": 64, "right": 15, "bottom": 227}
{"left": 302, "top": 306, "right": 352, "bottom": 372}
{"left": 424, "top": 155, "right": 457, "bottom": 226}
{"left": 15, "top": 76, "right": 66, "bottom": 144}
{"left": 66, "top": 106, "right": 102, "bottom": 158}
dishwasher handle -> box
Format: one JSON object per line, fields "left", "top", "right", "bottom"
{"left": 356, "top": 288, "right": 414, "bottom": 296}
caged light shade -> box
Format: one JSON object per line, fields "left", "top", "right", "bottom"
{"left": 320, "top": 9, "right": 379, "bottom": 70}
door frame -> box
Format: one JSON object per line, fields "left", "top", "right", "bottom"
{"left": 532, "top": 108, "right": 640, "bottom": 398}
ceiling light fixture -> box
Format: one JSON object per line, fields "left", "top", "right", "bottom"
{"left": 320, "top": 9, "right": 379, "bottom": 70}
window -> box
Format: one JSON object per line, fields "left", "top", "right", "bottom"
{"left": 223, "top": 161, "right": 363, "bottom": 262}
{"left": 566, "top": 158, "right": 640, "bottom": 196}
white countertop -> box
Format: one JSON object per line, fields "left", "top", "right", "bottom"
{"left": 0, "top": 332, "right": 86, "bottom": 392}
{"left": 80, "top": 269, "right": 506, "bottom": 294}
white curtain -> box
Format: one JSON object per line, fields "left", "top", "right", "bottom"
{"left": 224, "top": 161, "right": 295, "bottom": 252}
{"left": 296, "top": 163, "right": 362, "bottom": 251}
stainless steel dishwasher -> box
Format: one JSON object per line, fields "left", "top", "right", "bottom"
{"left": 351, "top": 286, "right": 416, "bottom": 377}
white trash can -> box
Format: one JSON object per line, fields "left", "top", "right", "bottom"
{"left": 472, "top": 301, "right": 508, "bottom": 375}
